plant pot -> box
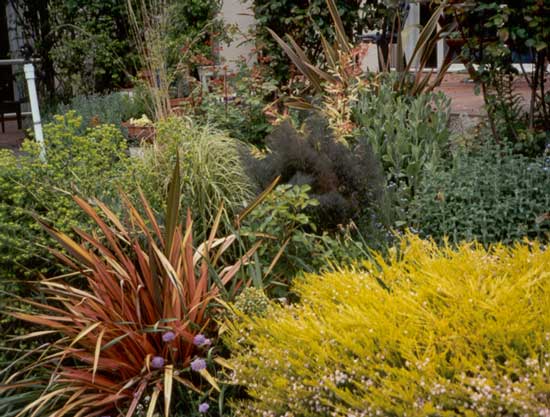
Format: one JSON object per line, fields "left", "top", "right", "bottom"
{"left": 169, "top": 97, "right": 190, "bottom": 107}
{"left": 122, "top": 122, "right": 155, "bottom": 143}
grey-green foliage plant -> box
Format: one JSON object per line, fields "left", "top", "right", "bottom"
{"left": 410, "top": 143, "right": 550, "bottom": 245}
{"left": 352, "top": 78, "right": 451, "bottom": 224}
{"left": 125, "top": 117, "right": 255, "bottom": 239}
{"left": 45, "top": 91, "right": 147, "bottom": 134}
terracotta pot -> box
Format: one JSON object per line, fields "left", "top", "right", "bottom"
{"left": 122, "top": 122, "right": 155, "bottom": 143}
{"left": 169, "top": 97, "right": 190, "bottom": 107}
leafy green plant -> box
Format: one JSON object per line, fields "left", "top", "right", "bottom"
{"left": 410, "top": 143, "right": 550, "bottom": 245}
{"left": 2, "top": 162, "right": 262, "bottom": 417}
{"left": 198, "top": 61, "right": 276, "bottom": 147}
{"left": 12, "top": 0, "right": 223, "bottom": 101}
{"left": 240, "top": 183, "right": 371, "bottom": 293}
{"left": 240, "top": 184, "right": 318, "bottom": 290}
{"left": 167, "top": 0, "right": 224, "bottom": 71}
{"left": 243, "top": 113, "right": 384, "bottom": 232}
{"left": 227, "top": 234, "right": 550, "bottom": 416}
{"left": 46, "top": 0, "right": 137, "bottom": 97}
{"left": 482, "top": 71, "right": 548, "bottom": 157}
{"left": 0, "top": 111, "right": 129, "bottom": 282}
{"left": 443, "top": 0, "right": 550, "bottom": 144}
{"left": 125, "top": 117, "right": 255, "bottom": 239}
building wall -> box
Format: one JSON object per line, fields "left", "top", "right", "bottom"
{"left": 6, "top": 2, "right": 24, "bottom": 59}
{"left": 218, "top": 0, "right": 256, "bottom": 70}
{"left": 4, "top": 2, "right": 26, "bottom": 101}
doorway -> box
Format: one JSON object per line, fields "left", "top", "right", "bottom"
{"left": 0, "top": 2, "right": 14, "bottom": 102}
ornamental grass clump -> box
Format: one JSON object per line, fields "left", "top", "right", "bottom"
{"left": 126, "top": 117, "right": 254, "bottom": 239}
{"left": 227, "top": 234, "right": 550, "bottom": 417}
{"left": 1, "top": 162, "right": 261, "bottom": 417}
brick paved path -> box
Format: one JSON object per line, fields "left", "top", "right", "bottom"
{"left": 434, "top": 73, "right": 531, "bottom": 116}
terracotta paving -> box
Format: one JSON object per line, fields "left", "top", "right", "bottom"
{"left": 434, "top": 73, "right": 531, "bottom": 116}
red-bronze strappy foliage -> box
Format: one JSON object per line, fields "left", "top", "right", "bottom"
{"left": 3, "top": 160, "right": 261, "bottom": 417}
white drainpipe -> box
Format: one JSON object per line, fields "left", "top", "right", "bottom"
{"left": 23, "top": 63, "right": 46, "bottom": 161}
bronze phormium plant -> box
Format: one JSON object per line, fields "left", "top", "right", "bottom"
{"left": 1, "top": 160, "right": 261, "bottom": 417}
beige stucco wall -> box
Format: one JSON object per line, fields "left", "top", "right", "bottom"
{"left": 219, "top": 0, "right": 256, "bottom": 70}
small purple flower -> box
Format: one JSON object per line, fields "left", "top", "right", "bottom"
{"left": 190, "top": 358, "right": 206, "bottom": 372}
{"left": 162, "top": 331, "right": 176, "bottom": 342}
{"left": 193, "top": 334, "right": 211, "bottom": 347}
{"left": 198, "top": 402, "right": 209, "bottom": 413}
{"left": 151, "top": 356, "right": 165, "bottom": 369}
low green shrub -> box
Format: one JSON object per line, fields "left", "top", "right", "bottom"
{"left": 410, "top": 144, "right": 550, "bottom": 244}
{"left": 0, "top": 111, "right": 129, "bottom": 282}
{"left": 125, "top": 117, "right": 255, "bottom": 238}
{"left": 0, "top": 112, "right": 129, "bottom": 363}
{"left": 227, "top": 234, "right": 550, "bottom": 416}
{"left": 240, "top": 184, "right": 370, "bottom": 294}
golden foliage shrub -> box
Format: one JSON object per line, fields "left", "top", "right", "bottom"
{"left": 227, "top": 235, "right": 550, "bottom": 417}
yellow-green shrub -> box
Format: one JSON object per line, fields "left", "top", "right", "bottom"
{"left": 227, "top": 235, "right": 550, "bottom": 417}
{"left": 0, "top": 111, "right": 128, "bottom": 281}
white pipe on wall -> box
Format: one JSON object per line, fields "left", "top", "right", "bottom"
{"left": 23, "top": 63, "right": 45, "bottom": 161}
